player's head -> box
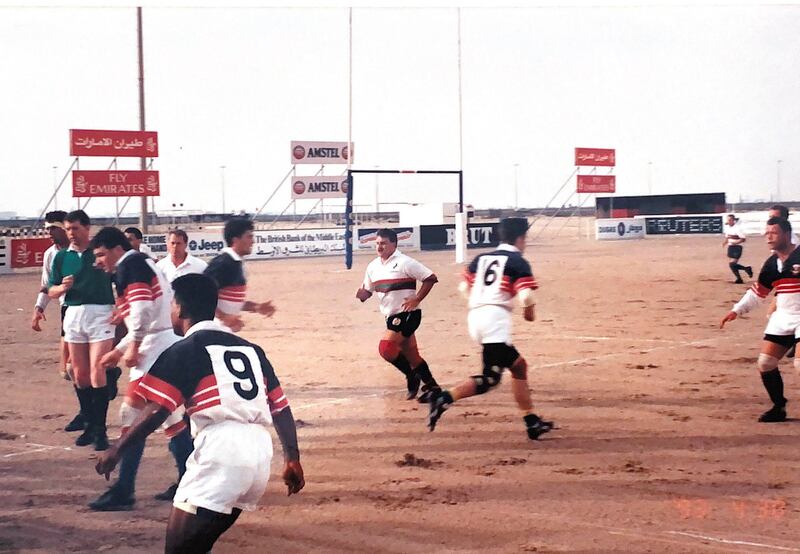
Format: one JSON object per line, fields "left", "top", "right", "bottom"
{"left": 44, "top": 210, "right": 68, "bottom": 246}
{"left": 766, "top": 216, "right": 792, "bottom": 251}
{"left": 167, "top": 229, "right": 189, "bottom": 258}
{"left": 726, "top": 214, "right": 736, "bottom": 225}
{"left": 224, "top": 217, "right": 254, "bottom": 256}
{"left": 375, "top": 228, "right": 398, "bottom": 260}
{"left": 124, "top": 227, "right": 144, "bottom": 251}
{"left": 90, "top": 226, "right": 133, "bottom": 273}
{"left": 769, "top": 205, "right": 790, "bottom": 220}
{"left": 171, "top": 273, "right": 218, "bottom": 335}
{"left": 65, "top": 210, "right": 91, "bottom": 247}
{"left": 498, "top": 217, "right": 529, "bottom": 251}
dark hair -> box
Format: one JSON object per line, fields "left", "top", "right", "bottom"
{"left": 770, "top": 205, "right": 790, "bottom": 219}
{"left": 168, "top": 229, "right": 189, "bottom": 243}
{"left": 223, "top": 218, "right": 254, "bottom": 246}
{"left": 376, "top": 228, "right": 398, "bottom": 244}
{"left": 45, "top": 210, "right": 67, "bottom": 224}
{"left": 124, "top": 227, "right": 143, "bottom": 240}
{"left": 90, "top": 226, "right": 132, "bottom": 251}
{"left": 65, "top": 210, "right": 90, "bottom": 227}
{"left": 767, "top": 216, "right": 792, "bottom": 234}
{"left": 498, "top": 217, "right": 529, "bottom": 244}
{"left": 172, "top": 273, "right": 218, "bottom": 322}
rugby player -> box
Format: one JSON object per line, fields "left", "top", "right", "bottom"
{"left": 721, "top": 217, "right": 800, "bottom": 422}
{"left": 156, "top": 229, "right": 207, "bottom": 283}
{"left": 428, "top": 218, "right": 553, "bottom": 440}
{"left": 356, "top": 228, "right": 441, "bottom": 401}
{"left": 95, "top": 273, "right": 304, "bottom": 553}
{"left": 723, "top": 214, "right": 752, "bottom": 284}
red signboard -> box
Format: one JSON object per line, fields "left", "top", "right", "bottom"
{"left": 575, "top": 147, "right": 615, "bottom": 167}
{"left": 72, "top": 170, "right": 160, "bottom": 197}
{"left": 577, "top": 175, "right": 616, "bottom": 193}
{"left": 70, "top": 129, "right": 159, "bottom": 158}
{"left": 10, "top": 238, "right": 51, "bottom": 269}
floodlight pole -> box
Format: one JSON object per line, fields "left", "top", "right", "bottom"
{"left": 137, "top": 7, "right": 148, "bottom": 232}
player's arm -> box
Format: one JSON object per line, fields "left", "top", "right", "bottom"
{"left": 118, "top": 262, "right": 157, "bottom": 367}
{"left": 458, "top": 259, "right": 479, "bottom": 300}
{"left": 32, "top": 252, "right": 55, "bottom": 331}
{"left": 512, "top": 259, "right": 538, "bottom": 322}
{"left": 258, "top": 347, "right": 304, "bottom": 495}
{"left": 356, "top": 268, "right": 373, "bottom": 302}
{"left": 402, "top": 274, "right": 438, "bottom": 312}
{"left": 47, "top": 254, "right": 73, "bottom": 299}
{"left": 721, "top": 266, "right": 772, "bottom": 328}
{"left": 95, "top": 402, "right": 169, "bottom": 479}
{"left": 242, "top": 300, "right": 276, "bottom": 317}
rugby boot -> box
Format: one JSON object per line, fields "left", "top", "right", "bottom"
{"left": 154, "top": 482, "right": 179, "bottom": 501}
{"left": 93, "top": 428, "right": 110, "bottom": 451}
{"left": 405, "top": 371, "right": 421, "bottom": 400}
{"left": 758, "top": 405, "right": 787, "bottom": 423}
{"left": 75, "top": 427, "right": 94, "bottom": 447}
{"left": 106, "top": 367, "right": 122, "bottom": 401}
{"left": 89, "top": 484, "right": 135, "bottom": 512}
{"left": 427, "top": 390, "right": 453, "bottom": 432}
{"left": 734, "top": 278, "right": 744, "bottom": 284}
{"left": 64, "top": 412, "right": 86, "bottom": 432}
{"left": 417, "top": 384, "right": 441, "bottom": 404}
{"left": 745, "top": 266, "right": 754, "bottom": 278}
{"left": 524, "top": 414, "right": 554, "bottom": 440}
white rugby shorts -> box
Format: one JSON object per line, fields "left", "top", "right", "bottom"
{"left": 764, "top": 310, "right": 800, "bottom": 338}
{"left": 174, "top": 421, "right": 273, "bottom": 514}
{"left": 63, "top": 305, "right": 115, "bottom": 344}
{"left": 468, "top": 304, "right": 513, "bottom": 345}
{"left": 127, "top": 328, "right": 182, "bottom": 381}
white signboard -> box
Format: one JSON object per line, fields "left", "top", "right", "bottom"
{"left": 595, "top": 218, "right": 645, "bottom": 241}
{"left": 251, "top": 229, "right": 346, "bottom": 259}
{"left": 291, "top": 176, "right": 349, "bottom": 199}
{"left": 291, "top": 141, "right": 353, "bottom": 165}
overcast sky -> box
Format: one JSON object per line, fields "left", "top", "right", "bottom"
{"left": 1, "top": 2, "right": 798, "bottom": 217}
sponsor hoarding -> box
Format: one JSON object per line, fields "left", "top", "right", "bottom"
{"left": 575, "top": 147, "right": 615, "bottom": 167}
{"left": 70, "top": 129, "right": 158, "bottom": 158}
{"left": 644, "top": 216, "right": 723, "bottom": 235}
{"left": 577, "top": 175, "right": 616, "bottom": 193}
{"left": 291, "top": 176, "right": 349, "bottom": 199}
{"left": 10, "top": 238, "right": 51, "bottom": 269}
{"left": 72, "top": 170, "right": 160, "bottom": 197}
{"left": 420, "top": 223, "right": 499, "bottom": 251}
{"left": 595, "top": 218, "right": 645, "bottom": 240}
{"left": 291, "top": 141, "right": 353, "bottom": 164}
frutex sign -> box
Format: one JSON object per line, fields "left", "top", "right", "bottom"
{"left": 291, "top": 141, "right": 353, "bottom": 164}
{"left": 291, "top": 176, "right": 349, "bottom": 199}
{"left": 72, "top": 170, "right": 160, "bottom": 197}
{"left": 70, "top": 129, "right": 158, "bottom": 158}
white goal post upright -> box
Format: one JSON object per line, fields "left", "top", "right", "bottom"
{"left": 344, "top": 169, "right": 465, "bottom": 269}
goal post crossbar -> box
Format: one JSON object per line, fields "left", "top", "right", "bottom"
{"left": 344, "top": 169, "right": 464, "bottom": 269}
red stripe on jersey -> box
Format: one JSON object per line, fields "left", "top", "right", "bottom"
{"left": 127, "top": 293, "right": 154, "bottom": 304}
{"left": 187, "top": 398, "right": 222, "bottom": 415}
{"left": 752, "top": 283, "right": 771, "bottom": 298}
{"left": 513, "top": 276, "right": 538, "bottom": 291}
{"left": 194, "top": 375, "right": 217, "bottom": 395}
{"left": 773, "top": 278, "right": 800, "bottom": 287}
{"left": 219, "top": 287, "right": 247, "bottom": 301}
{"left": 373, "top": 278, "right": 416, "bottom": 286}
{"left": 463, "top": 270, "right": 475, "bottom": 284}
{"left": 137, "top": 374, "right": 184, "bottom": 412}
{"left": 164, "top": 419, "right": 187, "bottom": 438}
{"left": 192, "top": 388, "right": 220, "bottom": 404}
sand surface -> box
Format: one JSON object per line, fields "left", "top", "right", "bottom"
{"left": 1, "top": 234, "right": 799, "bottom": 553}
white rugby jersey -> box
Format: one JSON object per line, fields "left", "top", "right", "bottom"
{"left": 137, "top": 320, "right": 289, "bottom": 437}
{"left": 35, "top": 244, "right": 64, "bottom": 310}
{"left": 362, "top": 250, "right": 434, "bottom": 317}
{"left": 114, "top": 249, "right": 173, "bottom": 348}
{"left": 157, "top": 253, "right": 208, "bottom": 283}
{"left": 734, "top": 246, "right": 800, "bottom": 316}
{"left": 463, "top": 244, "right": 538, "bottom": 311}
{"left": 204, "top": 247, "right": 247, "bottom": 316}
{"left": 724, "top": 222, "right": 746, "bottom": 246}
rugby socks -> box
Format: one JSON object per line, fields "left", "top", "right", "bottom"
{"left": 91, "top": 386, "right": 109, "bottom": 433}
{"left": 761, "top": 368, "right": 787, "bottom": 408}
{"left": 75, "top": 386, "right": 92, "bottom": 422}
{"left": 390, "top": 354, "right": 413, "bottom": 378}
{"left": 729, "top": 262, "right": 742, "bottom": 281}
{"left": 413, "top": 361, "right": 439, "bottom": 389}
{"left": 168, "top": 428, "right": 194, "bottom": 480}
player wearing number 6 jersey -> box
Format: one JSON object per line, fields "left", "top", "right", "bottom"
{"left": 428, "top": 218, "right": 553, "bottom": 440}
{"left": 96, "top": 273, "right": 304, "bottom": 553}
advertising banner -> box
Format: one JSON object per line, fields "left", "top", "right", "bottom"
{"left": 577, "top": 175, "right": 616, "bottom": 193}
{"left": 420, "top": 223, "right": 499, "bottom": 251}
{"left": 575, "top": 147, "right": 616, "bottom": 167}
{"left": 357, "top": 227, "right": 418, "bottom": 251}
{"left": 595, "top": 218, "right": 645, "bottom": 240}
{"left": 291, "top": 141, "right": 353, "bottom": 164}
{"left": 73, "top": 170, "right": 160, "bottom": 197}
{"left": 70, "top": 129, "right": 158, "bottom": 158}
{"left": 291, "top": 176, "right": 349, "bottom": 199}
{"left": 10, "top": 238, "right": 51, "bottom": 269}
{"left": 644, "top": 216, "right": 723, "bottom": 235}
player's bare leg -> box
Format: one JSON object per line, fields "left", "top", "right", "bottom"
{"left": 508, "top": 357, "right": 553, "bottom": 439}
{"left": 400, "top": 334, "right": 440, "bottom": 402}
{"left": 757, "top": 340, "right": 789, "bottom": 422}
{"left": 378, "top": 330, "right": 420, "bottom": 400}
{"left": 164, "top": 505, "right": 242, "bottom": 554}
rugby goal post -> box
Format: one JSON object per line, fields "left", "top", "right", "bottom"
{"left": 344, "top": 169, "right": 465, "bottom": 269}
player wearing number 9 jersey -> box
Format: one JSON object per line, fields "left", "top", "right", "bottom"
{"left": 427, "top": 218, "right": 554, "bottom": 441}
{"left": 95, "top": 273, "right": 304, "bottom": 553}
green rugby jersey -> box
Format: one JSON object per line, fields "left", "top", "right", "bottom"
{"left": 49, "top": 246, "right": 114, "bottom": 306}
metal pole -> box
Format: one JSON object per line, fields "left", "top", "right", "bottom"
{"left": 52, "top": 166, "right": 58, "bottom": 210}
{"left": 137, "top": 7, "right": 148, "bottom": 232}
